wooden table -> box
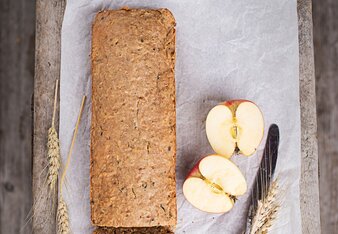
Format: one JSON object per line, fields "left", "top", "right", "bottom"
{"left": 312, "top": 0, "right": 338, "bottom": 233}
{"left": 32, "top": 0, "right": 321, "bottom": 233}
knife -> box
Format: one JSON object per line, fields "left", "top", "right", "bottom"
{"left": 245, "top": 124, "right": 280, "bottom": 233}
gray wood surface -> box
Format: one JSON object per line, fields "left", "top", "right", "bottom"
{"left": 30, "top": 0, "right": 321, "bottom": 233}
{"left": 32, "top": 0, "right": 65, "bottom": 233}
{"left": 0, "top": 0, "right": 35, "bottom": 233}
{"left": 313, "top": 0, "right": 338, "bottom": 233}
{"left": 298, "top": 0, "right": 322, "bottom": 233}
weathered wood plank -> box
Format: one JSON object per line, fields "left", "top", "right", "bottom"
{"left": 0, "top": 0, "right": 35, "bottom": 233}
{"left": 32, "top": 0, "right": 65, "bottom": 233}
{"left": 298, "top": 0, "right": 321, "bottom": 233}
{"left": 313, "top": 0, "right": 338, "bottom": 233}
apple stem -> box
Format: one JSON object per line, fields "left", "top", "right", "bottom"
{"left": 229, "top": 194, "right": 238, "bottom": 203}
{"left": 203, "top": 177, "right": 238, "bottom": 202}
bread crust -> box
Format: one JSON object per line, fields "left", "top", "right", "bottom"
{"left": 93, "top": 226, "right": 174, "bottom": 234}
{"left": 90, "top": 8, "right": 177, "bottom": 228}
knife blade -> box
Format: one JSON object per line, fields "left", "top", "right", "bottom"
{"left": 245, "top": 124, "right": 280, "bottom": 233}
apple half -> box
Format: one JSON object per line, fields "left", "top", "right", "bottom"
{"left": 183, "top": 155, "right": 247, "bottom": 213}
{"left": 206, "top": 100, "right": 264, "bottom": 158}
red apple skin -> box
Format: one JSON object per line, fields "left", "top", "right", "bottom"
{"left": 222, "top": 99, "right": 254, "bottom": 106}
{"left": 221, "top": 99, "right": 255, "bottom": 114}
{"left": 185, "top": 158, "right": 203, "bottom": 179}
{"left": 223, "top": 99, "right": 244, "bottom": 106}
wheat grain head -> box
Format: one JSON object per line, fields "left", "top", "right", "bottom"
{"left": 47, "top": 79, "right": 61, "bottom": 194}
{"left": 250, "top": 181, "right": 279, "bottom": 234}
{"left": 47, "top": 126, "right": 61, "bottom": 193}
{"left": 57, "top": 195, "right": 70, "bottom": 234}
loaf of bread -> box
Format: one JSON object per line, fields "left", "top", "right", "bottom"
{"left": 91, "top": 8, "right": 176, "bottom": 229}
{"left": 93, "top": 227, "right": 174, "bottom": 234}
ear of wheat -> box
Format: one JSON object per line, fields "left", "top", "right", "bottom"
{"left": 250, "top": 181, "right": 279, "bottom": 234}
{"left": 47, "top": 126, "right": 61, "bottom": 193}
{"left": 24, "top": 80, "right": 61, "bottom": 232}
{"left": 57, "top": 195, "right": 70, "bottom": 234}
{"left": 47, "top": 79, "right": 61, "bottom": 195}
{"left": 57, "top": 96, "right": 86, "bottom": 234}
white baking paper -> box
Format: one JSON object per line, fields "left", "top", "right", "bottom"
{"left": 60, "top": 0, "right": 301, "bottom": 233}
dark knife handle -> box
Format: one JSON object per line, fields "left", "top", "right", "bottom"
{"left": 245, "top": 124, "right": 280, "bottom": 234}
{"left": 255, "top": 123, "right": 279, "bottom": 201}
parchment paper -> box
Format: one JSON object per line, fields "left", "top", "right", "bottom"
{"left": 60, "top": 0, "right": 301, "bottom": 233}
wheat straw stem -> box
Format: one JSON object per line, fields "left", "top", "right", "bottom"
{"left": 59, "top": 96, "right": 86, "bottom": 192}
{"left": 52, "top": 79, "right": 59, "bottom": 127}
{"left": 57, "top": 96, "right": 85, "bottom": 234}
{"left": 47, "top": 79, "right": 61, "bottom": 193}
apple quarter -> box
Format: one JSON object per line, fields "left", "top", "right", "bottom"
{"left": 183, "top": 155, "right": 247, "bottom": 213}
{"left": 206, "top": 100, "right": 264, "bottom": 158}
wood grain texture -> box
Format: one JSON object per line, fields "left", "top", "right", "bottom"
{"left": 0, "top": 0, "right": 35, "bottom": 233}
{"left": 313, "top": 0, "right": 338, "bottom": 233}
{"left": 298, "top": 0, "right": 321, "bottom": 233}
{"left": 32, "top": 0, "right": 65, "bottom": 233}
{"left": 31, "top": 0, "right": 321, "bottom": 232}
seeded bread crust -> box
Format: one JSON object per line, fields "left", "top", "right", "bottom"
{"left": 93, "top": 226, "right": 174, "bottom": 234}
{"left": 91, "top": 8, "right": 176, "bottom": 228}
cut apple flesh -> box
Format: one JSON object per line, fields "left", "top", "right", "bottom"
{"left": 235, "top": 102, "right": 264, "bottom": 156}
{"left": 206, "top": 100, "right": 264, "bottom": 157}
{"left": 183, "top": 177, "right": 234, "bottom": 213}
{"left": 205, "top": 105, "right": 236, "bottom": 158}
{"left": 183, "top": 155, "right": 247, "bottom": 213}
{"left": 199, "top": 155, "right": 247, "bottom": 195}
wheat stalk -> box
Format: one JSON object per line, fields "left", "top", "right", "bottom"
{"left": 250, "top": 181, "right": 279, "bottom": 234}
{"left": 23, "top": 80, "right": 61, "bottom": 232}
{"left": 57, "top": 195, "right": 70, "bottom": 234}
{"left": 57, "top": 96, "right": 86, "bottom": 234}
{"left": 47, "top": 79, "right": 61, "bottom": 194}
